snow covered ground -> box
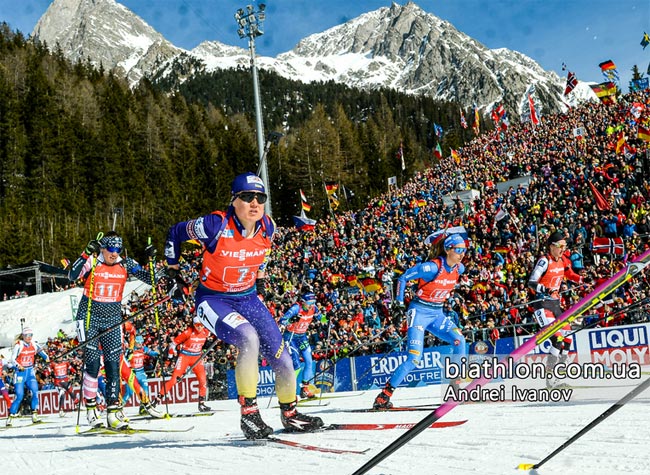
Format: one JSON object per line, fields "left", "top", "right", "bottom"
{"left": 1, "top": 383, "right": 649, "bottom": 475}
{"left": 1, "top": 285, "right": 649, "bottom": 474}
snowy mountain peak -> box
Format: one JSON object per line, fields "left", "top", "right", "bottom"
{"left": 31, "top": 0, "right": 568, "bottom": 116}
{"left": 32, "top": 0, "right": 183, "bottom": 84}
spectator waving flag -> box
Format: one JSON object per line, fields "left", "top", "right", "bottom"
{"left": 638, "top": 124, "right": 650, "bottom": 142}
{"left": 592, "top": 237, "right": 625, "bottom": 256}
{"left": 564, "top": 71, "right": 578, "bottom": 96}
{"left": 292, "top": 215, "right": 316, "bottom": 232}
{"left": 641, "top": 32, "right": 650, "bottom": 49}
{"left": 599, "top": 59, "right": 620, "bottom": 82}
{"left": 433, "top": 123, "right": 444, "bottom": 139}
{"left": 528, "top": 94, "right": 539, "bottom": 125}
{"left": 433, "top": 143, "right": 442, "bottom": 159}
{"left": 397, "top": 142, "right": 405, "bottom": 170}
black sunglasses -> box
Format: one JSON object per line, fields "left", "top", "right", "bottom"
{"left": 236, "top": 192, "right": 268, "bottom": 204}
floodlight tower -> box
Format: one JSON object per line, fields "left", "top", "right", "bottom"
{"left": 235, "top": 4, "right": 272, "bottom": 216}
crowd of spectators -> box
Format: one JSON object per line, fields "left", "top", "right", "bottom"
{"left": 3, "top": 87, "right": 650, "bottom": 403}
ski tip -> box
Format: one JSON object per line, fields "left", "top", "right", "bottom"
{"left": 517, "top": 463, "right": 536, "bottom": 470}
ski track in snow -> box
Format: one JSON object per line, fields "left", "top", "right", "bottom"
{"left": 2, "top": 385, "right": 649, "bottom": 475}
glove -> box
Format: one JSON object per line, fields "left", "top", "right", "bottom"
{"left": 145, "top": 244, "right": 157, "bottom": 258}
{"left": 256, "top": 279, "right": 266, "bottom": 296}
{"left": 85, "top": 240, "right": 101, "bottom": 256}
{"left": 392, "top": 302, "right": 406, "bottom": 318}
{"left": 165, "top": 268, "right": 188, "bottom": 299}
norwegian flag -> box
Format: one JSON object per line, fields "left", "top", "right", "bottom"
{"left": 591, "top": 237, "right": 625, "bottom": 256}
{"left": 564, "top": 71, "right": 578, "bottom": 96}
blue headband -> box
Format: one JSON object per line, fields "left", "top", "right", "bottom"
{"left": 444, "top": 234, "right": 465, "bottom": 249}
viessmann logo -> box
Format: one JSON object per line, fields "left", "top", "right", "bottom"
{"left": 219, "top": 249, "right": 266, "bottom": 261}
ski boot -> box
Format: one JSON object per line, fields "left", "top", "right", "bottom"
{"left": 59, "top": 410, "right": 66, "bottom": 418}
{"left": 372, "top": 383, "right": 394, "bottom": 410}
{"left": 299, "top": 382, "right": 315, "bottom": 399}
{"left": 106, "top": 404, "right": 128, "bottom": 430}
{"left": 198, "top": 396, "right": 212, "bottom": 413}
{"left": 6, "top": 414, "right": 15, "bottom": 427}
{"left": 239, "top": 396, "right": 273, "bottom": 439}
{"left": 280, "top": 399, "right": 324, "bottom": 433}
{"left": 85, "top": 400, "right": 103, "bottom": 429}
{"left": 31, "top": 411, "right": 41, "bottom": 423}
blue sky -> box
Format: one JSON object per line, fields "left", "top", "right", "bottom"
{"left": 2, "top": 0, "right": 650, "bottom": 88}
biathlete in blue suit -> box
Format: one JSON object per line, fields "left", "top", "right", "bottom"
{"left": 373, "top": 232, "right": 468, "bottom": 409}
{"left": 279, "top": 290, "right": 321, "bottom": 399}
{"left": 6, "top": 327, "right": 50, "bottom": 426}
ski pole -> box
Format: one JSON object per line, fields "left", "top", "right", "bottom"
{"left": 517, "top": 376, "right": 650, "bottom": 471}
{"left": 147, "top": 236, "right": 170, "bottom": 416}
{"left": 54, "top": 296, "right": 171, "bottom": 362}
{"left": 76, "top": 232, "right": 101, "bottom": 433}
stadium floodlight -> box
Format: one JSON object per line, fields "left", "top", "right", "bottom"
{"left": 234, "top": 4, "right": 271, "bottom": 216}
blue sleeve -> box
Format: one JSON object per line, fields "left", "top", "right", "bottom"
{"left": 145, "top": 347, "right": 159, "bottom": 358}
{"left": 280, "top": 304, "right": 300, "bottom": 326}
{"left": 165, "top": 212, "right": 226, "bottom": 265}
{"left": 396, "top": 261, "right": 440, "bottom": 303}
{"left": 124, "top": 257, "right": 154, "bottom": 285}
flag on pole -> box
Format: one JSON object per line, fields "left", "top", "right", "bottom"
{"left": 397, "top": 142, "right": 405, "bottom": 170}
{"left": 564, "top": 71, "right": 578, "bottom": 95}
{"left": 642, "top": 32, "right": 650, "bottom": 49}
{"left": 588, "top": 180, "right": 610, "bottom": 211}
{"left": 388, "top": 176, "right": 397, "bottom": 186}
{"left": 638, "top": 125, "right": 650, "bottom": 142}
{"left": 301, "top": 201, "right": 312, "bottom": 212}
{"left": 615, "top": 131, "right": 626, "bottom": 154}
{"left": 325, "top": 182, "right": 338, "bottom": 195}
{"left": 599, "top": 60, "right": 620, "bottom": 82}
{"left": 472, "top": 106, "right": 480, "bottom": 135}
{"left": 300, "top": 189, "right": 307, "bottom": 202}
{"left": 460, "top": 110, "right": 468, "bottom": 129}
{"left": 433, "top": 123, "right": 444, "bottom": 139}
{"left": 292, "top": 215, "right": 316, "bottom": 232}
{"left": 433, "top": 143, "right": 442, "bottom": 159}
{"left": 528, "top": 94, "right": 539, "bottom": 125}
{"left": 450, "top": 149, "right": 460, "bottom": 164}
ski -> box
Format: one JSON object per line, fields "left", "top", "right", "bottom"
{"left": 129, "top": 411, "right": 217, "bottom": 421}
{"left": 230, "top": 436, "right": 370, "bottom": 454}
{"left": 78, "top": 425, "right": 194, "bottom": 435}
{"left": 320, "top": 420, "right": 466, "bottom": 431}
{"left": 345, "top": 404, "right": 440, "bottom": 413}
{"left": 0, "top": 420, "right": 50, "bottom": 430}
{"left": 352, "top": 249, "right": 650, "bottom": 475}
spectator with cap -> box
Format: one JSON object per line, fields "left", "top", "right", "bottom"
{"left": 164, "top": 172, "right": 323, "bottom": 439}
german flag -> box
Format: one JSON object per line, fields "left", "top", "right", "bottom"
{"left": 638, "top": 125, "right": 650, "bottom": 142}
